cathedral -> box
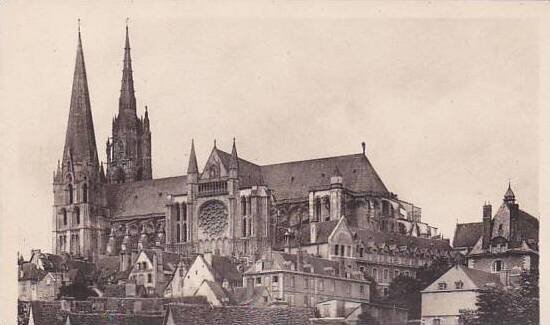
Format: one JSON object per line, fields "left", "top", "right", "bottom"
{"left": 52, "top": 25, "right": 444, "bottom": 269}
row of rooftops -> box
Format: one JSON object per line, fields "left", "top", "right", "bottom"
{"left": 18, "top": 300, "right": 315, "bottom": 325}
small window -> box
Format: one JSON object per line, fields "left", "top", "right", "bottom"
{"left": 360, "top": 285, "right": 364, "bottom": 294}
{"left": 62, "top": 210, "right": 67, "bottom": 225}
{"left": 334, "top": 244, "right": 339, "bottom": 256}
{"left": 383, "top": 287, "right": 388, "bottom": 296}
{"left": 433, "top": 319, "right": 441, "bottom": 325}
{"left": 383, "top": 269, "right": 389, "bottom": 281}
{"left": 492, "top": 260, "right": 503, "bottom": 273}
{"left": 272, "top": 275, "right": 278, "bottom": 283}
{"left": 75, "top": 208, "right": 80, "bottom": 224}
{"left": 147, "top": 274, "right": 152, "bottom": 283}
{"left": 256, "top": 277, "right": 262, "bottom": 285}
{"left": 438, "top": 282, "right": 447, "bottom": 290}
{"left": 394, "top": 270, "right": 400, "bottom": 278}
{"left": 455, "top": 281, "right": 464, "bottom": 289}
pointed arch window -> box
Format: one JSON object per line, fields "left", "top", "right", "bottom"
{"left": 182, "top": 223, "right": 187, "bottom": 242}
{"left": 176, "top": 224, "right": 181, "bottom": 243}
{"left": 242, "top": 217, "right": 247, "bottom": 238}
{"left": 68, "top": 184, "right": 74, "bottom": 204}
{"left": 175, "top": 203, "right": 181, "bottom": 222}
{"left": 75, "top": 207, "right": 80, "bottom": 225}
{"left": 82, "top": 184, "right": 88, "bottom": 203}
{"left": 315, "top": 197, "right": 322, "bottom": 220}
{"left": 241, "top": 196, "right": 247, "bottom": 215}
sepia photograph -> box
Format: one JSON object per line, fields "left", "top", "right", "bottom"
{"left": 0, "top": 1, "right": 548, "bottom": 324}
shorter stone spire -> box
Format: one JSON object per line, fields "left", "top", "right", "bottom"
{"left": 504, "top": 181, "right": 515, "bottom": 204}
{"left": 187, "top": 139, "right": 198, "bottom": 174}
{"left": 230, "top": 138, "right": 239, "bottom": 171}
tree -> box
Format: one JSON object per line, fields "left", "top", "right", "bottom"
{"left": 385, "top": 275, "right": 423, "bottom": 319}
{"left": 459, "top": 269, "right": 539, "bottom": 325}
{"left": 58, "top": 282, "right": 97, "bottom": 300}
{"left": 383, "top": 258, "right": 452, "bottom": 320}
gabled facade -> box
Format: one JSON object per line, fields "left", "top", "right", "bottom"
{"left": 285, "top": 216, "right": 452, "bottom": 295}
{"left": 421, "top": 265, "right": 502, "bottom": 325}
{"left": 126, "top": 249, "right": 182, "bottom": 296}
{"left": 453, "top": 185, "right": 539, "bottom": 286}
{"left": 162, "top": 252, "right": 242, "bottom": 302}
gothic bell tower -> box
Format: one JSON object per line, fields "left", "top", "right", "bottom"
{"left": 106, "top": 23, "right": 152, "bottom": 184}
{"left": 52, "top": 24, "right": 109, "bottom": 261}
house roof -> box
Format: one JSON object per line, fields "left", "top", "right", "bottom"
{"left": 19, "top": 262, "right": 47, "bottom": 282}
{"left": 140, "top": 249, "right": 186, "bottom": 273}
{"left": 209, "top": 255, "right": 243, "bottom": 283}
{"left": 261, "top": 153, "right": 389, "bottom": 200}
{"left": 166, "top": 303, "right": 315, "bottom": 325}
{"left": 461, "top": 265, "right": 502, "bottom": 288}
{"left": 107, "top": 176, "right": 187, "bottom": 218}
{"left": 259, "top": 251, "right": 342, "bottom": 277}
{"left": 354, "top": 227, "right": 451, "bottom": 251}
{"left": 453, "top": 222, "right": 483, "bottom": 249}
{"left": 66, "top": 313, "right": 164, "bottom": 325}
{"left": 198, "top": 280, "right": 235, "bottom": 305}
{"left": 20, "top": 301, "right": 68, "bottom": 325}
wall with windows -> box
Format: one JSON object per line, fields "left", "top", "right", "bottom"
{"left": 245, "top": 270, "right": 369, "bottom": 308}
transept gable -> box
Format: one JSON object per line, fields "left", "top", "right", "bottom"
{"left": 201, "top": 149, "right": 229, "bottom": 180}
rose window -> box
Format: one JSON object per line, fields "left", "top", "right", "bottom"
{"left": 198, "top": 200, "right": 228, "bottom": 237}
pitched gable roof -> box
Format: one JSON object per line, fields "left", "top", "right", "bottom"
{"left": 461, "top": 266, "right": 502, "bottom": 288}
{"left": 453, "top": 222, "right": 483, "bottom": 249}
{"left": 107, "top": 176, "right": 187, "bottom": 218}
{"left": 66, "top": 313, "right": 163, "bottom": 325}
{"left": 216, "top": 149, "right": 263, "bottom": 187}
{"left": 209, "top": 255, "right": 243, "bottom": 283}
{"left": 166, "top": 303, "right": 315, "bottom": 325}
{"left": 261, "top": 153, "right": 389, "bottom": 200}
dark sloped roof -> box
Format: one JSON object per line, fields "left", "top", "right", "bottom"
{"left": 282, "top": 220, "right": 340, "bottom": 249}
{"left": 261, "top": 153, "right": 389, "bottom": 200}
{"left": 216, "top": 149, "right": 263, "bottom": 187}
{"left": 201, "top": 280, "right": 235, "bottom": 305}
{"left": 453, "top": 222, "right": 483, "bottom": 248}
{"left": 167, "top": 303, "right": 315, "bottom": 325}
{"left": 19, "top": 262, "right": 47, "bottom": 281}
{"left": 277, "top": 252, "right": 341, "bottom": 276}
{"left": 66, "top": 312, "right": 164, "bottom": 325}
{"left": 461, "top": 265, "right": 502, "bottom": 288}
{"left": 210, "top": 255, "right": 243, "bottom": 283}
{"left": 354, "top": 227, "right": 451, "bottom": 251}
{"left": 107, "top": 176, "right": 187, "bottom": 218}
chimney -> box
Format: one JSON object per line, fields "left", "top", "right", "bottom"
{"left": 361, "top": 142, "right": 366, "bottom": 155}
{"left": 482, "top": 202, "right": 492, "bottom": 249}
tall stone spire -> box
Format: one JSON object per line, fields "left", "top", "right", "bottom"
{"left": 62, "top": 23, "right": 99, "bottom": 166}
{"left": 119, "top": 22, "right": 136, "bottom": 113}
{"left": 187, "top": 139, "right": 199, "bottom": 174}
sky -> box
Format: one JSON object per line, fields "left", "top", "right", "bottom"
{"left": 0, "top": 2, "right": 542, "bottom": 258}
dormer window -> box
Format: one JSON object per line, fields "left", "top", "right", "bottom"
{"left": 438, "top": 282, "right": 447, "bottom": 290}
